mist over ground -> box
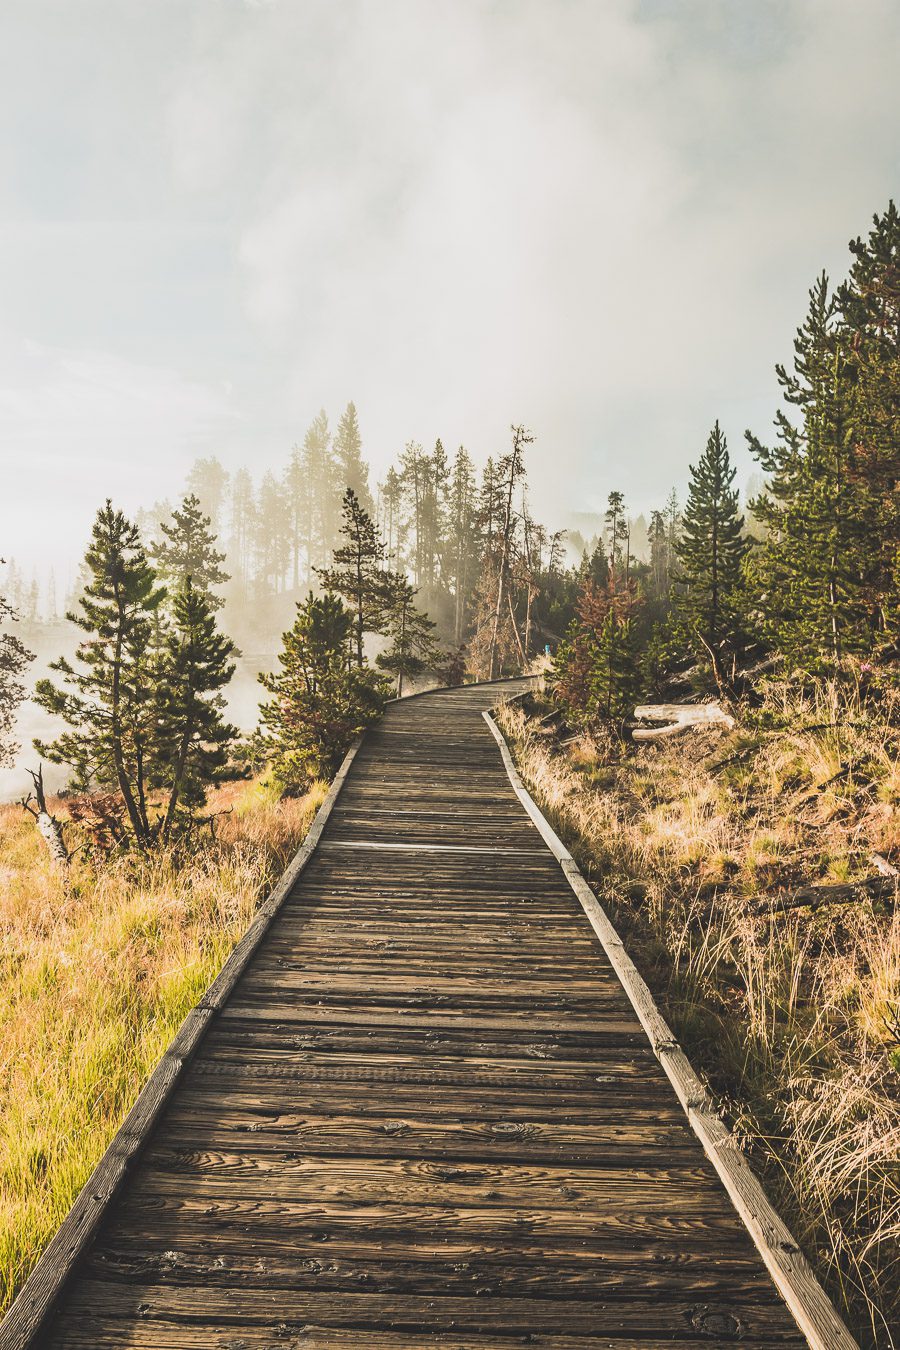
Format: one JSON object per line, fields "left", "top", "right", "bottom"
{"left": 2, "top": 0, "right": 899, "bottom": 797}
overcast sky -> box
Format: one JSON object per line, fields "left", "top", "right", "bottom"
{"left": 1, "top": 0, "right": 898, "bottom": 588}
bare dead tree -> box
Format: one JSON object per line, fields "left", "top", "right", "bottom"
{"left": 20, "top": 765, "right": 70, "bottom": 867}
{"left": 488, "top": 425, "right": 533, "bottom": 679}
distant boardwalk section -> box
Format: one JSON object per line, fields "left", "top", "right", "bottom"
{"left": 2, "top": 681, "right": 845, "bottom": 1347}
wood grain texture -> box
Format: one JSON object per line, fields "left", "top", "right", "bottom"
{"left": 0, "top": 679, "right": 851, "bottom": 1348}
{"left": 483, "top": 706, "right": 856, "bottom": 1350}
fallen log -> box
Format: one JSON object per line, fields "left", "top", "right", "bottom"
{"left": 632, "top": 701, "right": 736, "bottom": 741}
{"left": 750, "top": 873, "right": 896, "bottom": 916}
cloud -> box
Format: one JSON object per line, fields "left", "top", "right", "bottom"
{"left": 0, "top": 337, "right": 235, "bottom": 572}
{"left": 2, "top": 0, "right": 899, "bottom": 562}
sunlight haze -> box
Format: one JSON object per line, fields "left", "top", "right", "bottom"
{"left": 1, "top": 0, "right": 899, "bottom": 581}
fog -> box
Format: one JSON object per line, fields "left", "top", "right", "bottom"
{"left": 2, "top": 1, "right": 899, "bottom": 795}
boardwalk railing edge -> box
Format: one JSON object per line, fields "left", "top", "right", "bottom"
{"left": 483, "top": 705, "right": 857, "bottom": 1350}
{"left": 0, "top": 732, "right": 368, "bottom": 1350}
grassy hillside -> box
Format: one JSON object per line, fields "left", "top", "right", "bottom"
{"left": 497, "top": 677, "right": 899, "bottom": 1348}
{"left": 0, "top": 778, "right": 325, "bottom": 1316}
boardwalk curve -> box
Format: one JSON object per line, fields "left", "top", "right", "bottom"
{"left": 1, "top": 680, "right": 853, "bottom": 1348}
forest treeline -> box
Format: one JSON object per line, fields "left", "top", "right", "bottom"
{"left": 0, "top": 198, "right": 897, "bottom": 839}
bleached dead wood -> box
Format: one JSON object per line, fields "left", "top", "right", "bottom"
{"left": 632, "top": 701, "right": 736, "bottom": 741}
{"left": 19, "top": 766, "right": 69, "bottom": 867}
{"left": 872, "top": 852, "right": 899, "bottom": 878}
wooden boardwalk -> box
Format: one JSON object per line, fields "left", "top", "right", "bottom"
{"left": 7, "top": 682, "right": 830, "bottom": 1347}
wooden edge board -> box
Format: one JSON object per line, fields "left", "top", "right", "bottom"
{"left": 482, "top": 708, "right": 857, "bottom": 1350}
{"left": 0, "top": 734, "right": 367, "bottom": 1350}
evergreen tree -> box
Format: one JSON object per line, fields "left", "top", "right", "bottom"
{"left": 255, "top": 471, "right": 292, "bottom": 595}
{"left": 0, "top": 560, "right": 33, "bottom": 768}
{"left": 379, "top": 466, "right": 405, "bottom": 568}
{"left": 578, "top": 538, "right": 609, "bottom": 589}
{"left": 377, "top": 576, "right": 441, "bottom": 696}
{"left": 604, "top": 491, "right": 628, "bottom": 582}
{"left": 648, "top": 509, "right": 670, "bottom": 601}
{"left": 186, "top": 457, "right": 229, "bottom": 533}
{"left": 317, "top": 488, "right": 388, "bottom": 667}
{"left": 154, "top": 578, "right": 237, "bottom": 841}
{"left": 228, "top": 468, "right": 255, "bottom": 595}
{"left": 447, "top": 446, "right": 478, "bottom": 646}
{"left": 259, "top": 592, "right": 386, "bottom": 791}
{"left": 591, "top": 610, "right": 643, "bottom": 720}
{"left": 552, "top": 575, "right": 643, "bottom": 727}
{"left": 675, "top": 421, "right": 747, "bottom": 654}
{"left": 152, "top": 493, "right": 229, "bottom": 609}
{"left": 334, "top": 402, "right": 373, "bottom": 515}
{"left": 747, "top": 275, "right": 867, "bottom": 667}
{"left": 839, "top": 200, "right": 900, "bottom": 642}
{"left": 34, "top": 502, "right": 167, "bottom": 846}
{"left": 399, "top": 441, "right": 427, "bottom": 585}
{"left": 298, "top": 410, "right": 337, "bottom": 580}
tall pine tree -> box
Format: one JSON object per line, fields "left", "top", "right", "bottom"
{"left": 675, "top": 421, "right": 747, "bottom": 655}
{"left": 333, "top": 402, "right": 373, "bottom": 515}
{"left": 747, "top": 275, "right": 868, "bottom": 667}
{"left": 377, "top": 575, "right": 440, "bottom": 696}
{"left": 152, "top": 493, "right": 229, "bottom": 609}
{"left": 34, "top": 503, "right": 167, "bottom": 845}
{"left": 154, "top": 579, "right": 237, "bottom": 841}
{"left": 317, "top": 489, "right": 390, "bottom": 667}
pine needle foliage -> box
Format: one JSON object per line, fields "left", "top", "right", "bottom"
{"left": 317, "top": 488, "right": 389, "bottom": 668}
{"left": 259, "top": 592, "right": 387, "bottom": 792}
{"left": 674, "top": 420, "right": 748, "bottom": 652}
{"left": 34, "top": 502, "right": 236, "bottom": 848}
{"left": 151, "top": 493, "right": 229, "bottom": 609}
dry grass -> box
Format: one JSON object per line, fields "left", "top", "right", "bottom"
{"left": 498, "top": 677, "right": 900, "bottom": 1349}
{"left": 0, "top": 776, "right": 325, "bottom": 1316}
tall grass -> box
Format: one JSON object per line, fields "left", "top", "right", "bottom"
{"left": 498, "top": 680, "right": 900, "bottom": 1348}
{"left": 0, "top": 777, "right": 324, "bottom": 1315}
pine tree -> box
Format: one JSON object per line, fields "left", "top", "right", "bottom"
{"left": 379, "top": 467, "right": 405, "bottom": 568}
{"left": 839, "top": 200, "right": 900, "bottom": 642}
{"left": 255, "top": 471, "right": 292, "bottom": 595}
{"left": 551, "top": 575, "right": 643, "bottom": 727}
{"left": 154, "top": 579, "right": 237, "bottom": 841}
{"left": 377, "top": 576, "right": 440, "bottom": 696}
{"left": 317, "top": 488, "right": 389, "bottom": 667}
{"left": 259, "top": 592, "right": 386, "bottom": 791}
{"left": 152, "top": 493, "right": 229, "bottom": 609}
{"left": 333, "top": 402, "right": 373, "bottom": 515}
{"left": 747, "top": 275, "right": 867, "bottom": 667}
{"left": 604, "top": 491, "right": 628, "bottom": 582}
{"left": 399, "top": 441, "right": 427, "bottom": 586}
{"left": 591, "top": 610, "right": 642, "bottom": 720}
{"left": 447, "top": 447, "right": 478, "bottom": 646}
{"left": 186, "top": 457, "right": 229, "bottom": 534}
{"left": 675, "top": 421, "right": 747, "bottom": 654}
{"left": 228, "top": 468, "right": 256, "bottom": 596}
{"left": 298, "top": 411, "right": 337, "bottom": 580}
{"left": 0, "top": 559, "right": 33, "bottom": 768}
{"left": 34, "top": 502, "right": 167, "bottom": 846}
{"left": 648, "top": 510, "right": 669, "bottom": 601}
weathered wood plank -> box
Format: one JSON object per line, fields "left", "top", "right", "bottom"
{"left": 0, "top": 677, "right": 848, "bottom": 1349}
